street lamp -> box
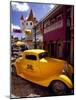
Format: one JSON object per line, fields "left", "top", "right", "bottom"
{"left": 33, "top": 17, "right": 38, "bottom": 49}
{"left": 33, "top": 25, "right": 37, "bottom": 49}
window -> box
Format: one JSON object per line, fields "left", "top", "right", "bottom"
{"left": 26, "top": 55, "right": 37, "bottom": 60}
{"left": 51, "top": 19, "right": 55, "bottom": 24}
{"left": 39, "top": 52, "right": 48, "bottom": 59}
{"left": 30, "top": 22, "right": 32, "bottom": 25}
{"left": 22, "top": 22, "right": 24, "bottom": 25}
{"left": 57, "top": 14, "right": 62, "bottom": 21}
{"left": 44, "top": 20, "right": 50, "bottom": 28}
{"left": 44, "top": 23, "right": 46, "bottom": 28}
{"left": 26, "top": 22, "right": 28, "bottom": 25}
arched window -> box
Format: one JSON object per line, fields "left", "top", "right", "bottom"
{"left": 26, "top": 22, "right": 28, "bottom": 25}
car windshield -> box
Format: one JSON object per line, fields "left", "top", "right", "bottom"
{"left": 39, "top": 52, "right": 48, "bottom": 59}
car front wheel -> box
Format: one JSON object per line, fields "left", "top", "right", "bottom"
{"left": 50, "top": 80, "right": 67, "bottom": 95}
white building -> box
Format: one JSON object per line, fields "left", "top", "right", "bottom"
{"left": 20, "top": 9, "right": 35, "bottom": 49}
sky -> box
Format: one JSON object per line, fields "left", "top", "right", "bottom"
{"left": 10, "top": 1, "right": 55, "bottom": 39}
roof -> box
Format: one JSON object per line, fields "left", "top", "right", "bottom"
{"left": 37, "top": 5, "right": 63, "bottom": 25}
{"left": 24, "top": 49, "right": 46, "bottom": 54}
{"left": 27, "top": 9, "right": 34, "bottom": 21}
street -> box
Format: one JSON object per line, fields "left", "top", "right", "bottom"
{"left": 11, "top": 73, "right": 73, "bottom": 98}
{"left": 11, "top": 74, "right": 52, "bottom": 98}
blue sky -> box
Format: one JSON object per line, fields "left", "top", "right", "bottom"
{"left": 11, "top": 2, "right": 55, "bottom": 39}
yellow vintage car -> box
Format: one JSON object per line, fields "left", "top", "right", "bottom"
{"left": 11, "top": 49, "right": 73, "bottom": 95}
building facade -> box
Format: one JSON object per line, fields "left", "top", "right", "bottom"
{"left": 36, "top": 5, "right": 74, "bottom": 65}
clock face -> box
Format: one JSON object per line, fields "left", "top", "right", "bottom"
{"left": 25, "top": 21, "right": 33, "bottom": 30}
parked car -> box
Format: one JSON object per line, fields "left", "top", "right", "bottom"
{"left": 16, "top": 41, "right": 28, "bottom": 51}
{"left": 11, "top": 49, "right": 73, "bottom": 95}
{"left": 11, "top": 41, "right": 28, "bottom": 58}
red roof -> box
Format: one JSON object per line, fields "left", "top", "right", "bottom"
{"left": 27, "top": 9, "right": 34, "bottom": 21}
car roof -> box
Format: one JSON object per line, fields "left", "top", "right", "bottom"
{"left": 23, "top": 49, "right": 46, "bottom": 54}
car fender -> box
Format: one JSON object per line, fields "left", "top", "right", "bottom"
{"left": 40, "top": 74, "right": 73, "bottom": 89}
{"left": 55, "top": 74, "right": 73, "bottom": 88}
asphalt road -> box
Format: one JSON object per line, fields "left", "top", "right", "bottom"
{"left": 11, "top": 74, "right": 52, "bottom": 98}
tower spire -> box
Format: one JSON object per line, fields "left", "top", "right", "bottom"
{"left": 20, "top": 15, "right": 24, "bottom": 20}
{"left": 27, "top": 9, "right": 34, "bottom": 21}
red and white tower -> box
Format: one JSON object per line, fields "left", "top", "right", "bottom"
{"left": 20, "top": 9, "right": 37, "bottom": 48}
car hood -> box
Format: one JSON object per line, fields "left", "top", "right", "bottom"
{"left": 40, "top": 57, "right": 65, "bottom": 63}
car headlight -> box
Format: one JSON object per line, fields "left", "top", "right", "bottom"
{"left": 62, "top": 62, "right": 73, "bottom": 78}
{"left": 62, "top": 61, "right": 68, "bottom": 74}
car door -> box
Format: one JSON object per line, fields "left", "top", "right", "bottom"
{"left": 22, "top": 54, "right": 41, "bottom": 80}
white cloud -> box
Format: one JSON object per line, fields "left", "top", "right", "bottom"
{"left": 11, "top": 24, "right": 21, "bottom": 32}
{"left": 11, "top": 2, "right": 30, "bottom": 12}
{"left": 25, "top": 15, "right": 28, "bottom": 20}
{"left": 49, "top": 4, "right": 55, "bottom": 9}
